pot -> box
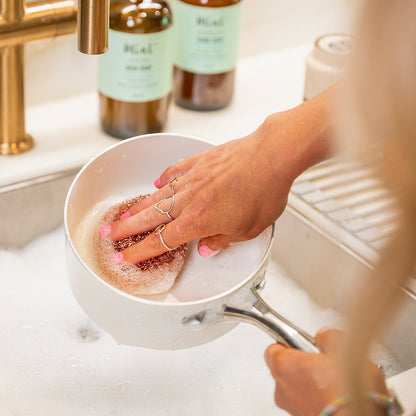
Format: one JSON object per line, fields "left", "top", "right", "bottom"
{"left": 64, "top": 133, "right": 321, "bottom": 352}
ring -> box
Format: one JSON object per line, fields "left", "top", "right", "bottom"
{"left": 154, "top": 176, "right": 179, "bottom": 219}
{"left": 168, "top": 176, "right": 179, "bottom": 187}
{"left": 153, "top": 224, "right": 177, "bottom": 251}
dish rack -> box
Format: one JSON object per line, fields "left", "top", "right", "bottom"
{"left": 289, "top": 156, "right": 416, "bottom": 294}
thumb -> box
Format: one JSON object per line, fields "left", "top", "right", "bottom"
{"left": 197, "top": 234, "right": 239, "bottom": 258}
{"left": 315, "top": 327, "right": 346, "bottom": 354}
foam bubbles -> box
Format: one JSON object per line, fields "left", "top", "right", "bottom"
{"left": 0, "top": 226, "right": 404, "bottom": 415}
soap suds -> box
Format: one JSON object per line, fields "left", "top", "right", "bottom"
{"left": 0, "top": 227, "right": 404, "bottom": 416}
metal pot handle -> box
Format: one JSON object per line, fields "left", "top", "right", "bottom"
{"left": 223, "top": 281, "right": 323, "bottom": 353}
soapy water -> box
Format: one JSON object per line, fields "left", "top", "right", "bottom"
{"left": 72, "top": 198, "right": 272, "bottom": 302}
{"left": 0, "top": 227, "right": 404, "bottom": 416}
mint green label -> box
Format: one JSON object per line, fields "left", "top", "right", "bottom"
{"left": 99, "top": 28, "right": 173, "bottom": 102}
{"left": 172, "top": 1, "right": 242, "bottom": 74}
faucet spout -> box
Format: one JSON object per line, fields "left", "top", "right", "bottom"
{"left": 77, "top": 0, "right": 109, "bottom": 55}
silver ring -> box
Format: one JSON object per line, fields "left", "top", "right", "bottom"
{"left": 154, "top": 176, "right": 178, "bottom": 219}
{"left": 155, "top": 195, "right": 174, "bottom": 219}
{"left": 153, "top": 224, "right": 177, "bottom": 251}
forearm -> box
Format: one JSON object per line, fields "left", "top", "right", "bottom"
{"left": 257, "top": 87, "right": 336, "bottom": 185}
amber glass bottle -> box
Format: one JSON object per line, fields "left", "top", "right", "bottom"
{"left": 99, "top": 0, "right": 173, "bottom": 139}
{"left": 172, "top": 0, "right": 242, "bottom": 111}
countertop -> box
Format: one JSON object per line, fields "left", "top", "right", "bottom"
{"left": 0, "top": 44, "right": 308, "bottom": 187}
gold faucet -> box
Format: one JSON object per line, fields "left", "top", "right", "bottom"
{"left": 0, "top": 0, "right": 109, "bottom": 155}
{"left": 77, "top": 0, "right": 109, "bottom": 55}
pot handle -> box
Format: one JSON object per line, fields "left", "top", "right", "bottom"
{"left": 223, "top": 282, "right": 323, "bottom": 353}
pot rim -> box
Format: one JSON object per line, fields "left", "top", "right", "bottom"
{"left": 64, "top": 133, "right": 275, "bottom": 308}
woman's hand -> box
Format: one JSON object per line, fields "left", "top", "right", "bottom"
{"left": 264, "top": 328, "right": 388, "bottom": 416}
{"left": 101, "top": 129, "right": 292, "bottom": 263}
{"left": 99, "top": 89, "right": 334, "bottom": 264}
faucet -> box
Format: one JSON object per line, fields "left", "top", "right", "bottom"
{"left": 0, "top": 0, "right": 109, "bottom": 155}
{"left": 77, "top": 0, "right": 109, "bottom": 55}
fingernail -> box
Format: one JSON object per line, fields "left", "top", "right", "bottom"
{"left": 198, "top": 245, "right": 220, "bottom": 258}
{"left": 112, "top": 252, "right": 123, "bottom": 264}
{"left": 120, "top": 211, "right": 130, "bottom": 220}
{"left": 99, "top": 224, "right": 111, "bottom": 238}
{"left": 154, "top": 178, "right": 160, "bottom": 187}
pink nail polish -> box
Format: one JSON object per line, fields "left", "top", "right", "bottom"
{"left": 120, "top": 211, "right": 130, "bottom": 220}
{"left": 99, "top": 224, "right": 111, "bottom": 238}
{"left": 154, "top": 178, "right": 161, "bottom": 188}
{"left": 112, "top": 252, "right": 123, "bottom": 264}
{"left": 198, "top": 245, "right": 220, "bottom": 258}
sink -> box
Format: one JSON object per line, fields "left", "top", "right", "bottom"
{"left": 0, "top": 168, "right": 79, "bottom": 247}
{"left": 274, "top": 205, "right": 416, "bottom": 373}
{"left": 1, "top": 152, "right": 414, "bottom": 372}
{"left": 1, "top": 156, "right": 415, "bottom": 361}
{"left": 0, "top": 160, "right": 414, "bottom": 414}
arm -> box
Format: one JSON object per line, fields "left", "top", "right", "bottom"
{"left": 100, "top": 88, "right": 335, "bottom": 263}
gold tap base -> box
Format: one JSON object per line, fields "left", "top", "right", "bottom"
{"left": 0, "top": 134, "right": 34, "bottom": 155}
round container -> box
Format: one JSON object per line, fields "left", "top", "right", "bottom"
{"left": 304, "top": 33, "right": 353, "bottom": 100}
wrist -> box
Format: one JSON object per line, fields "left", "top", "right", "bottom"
{"left": 258, "top": 87, "right": 335, "bottom": 184}
{"left": 320, "top": 392, "right": 403, "bottom": 416}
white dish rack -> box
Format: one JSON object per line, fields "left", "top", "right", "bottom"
{"left": 289, "top": 156, "right": 416, "bottom": 293}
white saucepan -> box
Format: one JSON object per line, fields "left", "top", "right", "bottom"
{"left": 64, "top": 133, "right": 321, "bottom": 352}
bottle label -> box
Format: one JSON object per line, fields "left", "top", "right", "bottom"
{"left": 172, "top": 1, "right": 242, "bottom": 74}
{"left": 99, "top": 28, "right": 173, "bottom": 102}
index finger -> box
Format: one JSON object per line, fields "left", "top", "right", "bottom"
{"left": 157, "top": 152, "right": 201, "bottom": 188}
{"left": 116, "top": 178, "right": 180, "bottom": 220}
{"left": 264, "top": 343, "right": 295, "bottom": 380}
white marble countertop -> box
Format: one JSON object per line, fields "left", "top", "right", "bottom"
{"left": 0, "top": 44, "right": 309, "bottom": 187}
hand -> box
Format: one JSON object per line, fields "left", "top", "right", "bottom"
{"left": 264, "top": 328, "right": 388, "bottom": 416}
{"left": 101, "top": 129, "right": 292, "bottom": 263}
{"left": 100, "top": 90, "right": 333, "bottom": 264}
